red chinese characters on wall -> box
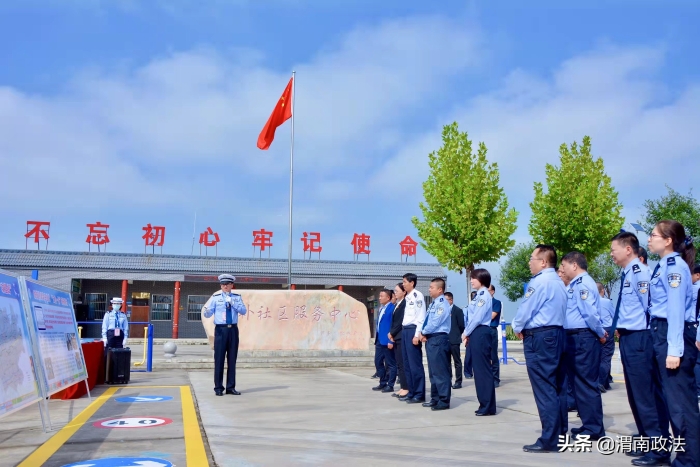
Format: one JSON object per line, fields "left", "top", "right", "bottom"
{"left": 399, "top": 235, "right": 418, "bottom": 262}
{"left": 25, "top": 221, "right": 50, "bottom": 250}
{"left": 142, "top": 223, "right": 166, "bottom": 252}
{"left": 300, "top": 232, "right": 322, "bottom": 259}
{"left": 86, "top": 222, "right": 110, "bottom": 251}
{"left": 351, "top": 233, "right": 371, "bottom": 260}
{"left": 199, "top": 227, "right": 220, "bottom": 256}
{"left": 252, "top": 229, "right": 273, "bottom": 257}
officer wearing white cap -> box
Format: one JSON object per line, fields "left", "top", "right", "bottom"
{"left": 203, "top": 274, "right": 247, "bottom": 396}
{"left": 101, "top": 297, "right": 128, "bottom": 351}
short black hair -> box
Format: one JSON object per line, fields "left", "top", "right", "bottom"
{"left": 535, "top": 244, "right": 557, "bottom": 267}
{"left": 637, "top": 246, "right": 648, "bottom": 264}
{"left": 471, "top": 268, "right": 492, "bottom": 288}
{"left": 693, "top": 264, "right": 700, "bottom": 275}
{"left": 488, "top": 284, "right": 496, "bottom": 292}
{"left": 430, "top": 277, "right": 445, "bottom": 293}
{"left": 402, "top": 273, "right": 417, "bottom": 287}
{"left": 444, "top": 292, "right": 454, "bottom": 299}
{"left": 562, "top": 251, "right": 588, "bottom": 271}
{"left": 380, "top": 289, "right": 394, "bottom": 299}
{"left": 612, "top": 231, "right": 640, "bottom": 252}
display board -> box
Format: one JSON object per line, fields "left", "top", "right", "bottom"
{"left": 0, "top": 271, "right": 41, "bottom": 417}
{"left": 20, "top": 278, "right": 88, "bottom": 396}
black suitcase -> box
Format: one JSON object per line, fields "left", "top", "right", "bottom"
{"left": 105, "top": 348, "right": 131, "bottom": 384}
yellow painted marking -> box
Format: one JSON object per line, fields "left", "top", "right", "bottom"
{"left": 17, "top": 387, "right": 118, "bottom": 467}
{"left": 181, "top": 386, "right": 209, "bottom": 466}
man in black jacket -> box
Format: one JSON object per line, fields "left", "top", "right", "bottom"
{"left": 445, "top": 292, "right": 465, "bottom": 389}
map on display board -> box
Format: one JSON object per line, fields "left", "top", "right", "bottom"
{"left": 0, "top": 271, "right": 40, "bottom": 417}
{"left": 21, "top": 278, "right": 87, "bottom": 396}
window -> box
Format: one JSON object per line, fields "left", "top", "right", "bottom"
{"left": 151, "top": 294, "right": 173, "bottom": 321}
{"left": 86, "top": 293, "right": 107, "bottom": 320}
{"left": 187, "top": 295, "right": 209, "bottom": 321}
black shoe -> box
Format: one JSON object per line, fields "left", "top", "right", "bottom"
{"left": 631, "top": 456, "right": 671, "bottom": 466}
{"left": 431, "top": 405, "right": 449, "bottom": 411}
{"left": 398, "top": 395, "right": 411, "bottom": 401}
{"left": 598, "top": 384, "right": 607, "bottom": 393}
{"left": 391, "top": 393, "right": 400, "bottom": 398}
{"left": 226, "top": 389, "right": 241, "bottom": 395}
{"left": 406, "top": 397, "right": 425, "bottom": 404}
{"left": 372, "top": 385, "right": 386, "bottom": 391}
{"left": 381, "top": 386, "right": 395, "bottom": 393}
{"left": 494, "top": 381, "right": 500, "bottom": 388}
{"left": 570, "top": 427, "right": 583, "bottom": 435}
{"left": 371, "top": 374, "right": 379, "bottom": 379}
{"left": 626, "top": 449, "right": 649, "bottom": 458}
{"left": 452, "top": 383, "right": 462, "bottom": 389}
{"left": 215, "top": 391, "right": 224, "bottom": 396}
{"left": 422, "top": 401, "right": 437, "bottom": 408}
{"left": 523, "top": 444, "right": 556, "bottom": 453}
{"left": 464, "top": 375, "right": 473, "bottom": 379}
{"left": 475, "top": 411, "right": 496, "bottom": 416}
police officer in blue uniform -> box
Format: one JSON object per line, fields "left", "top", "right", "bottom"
{"left": 400, "top": 273, "right": 427, "bottom": 403}
{"left": 646, "top": 221, "right": 699, "bottom": 467}
{"left": 419, "top": 278, "right": 452, "bottom": 410}
{"left": 102, "top": 297, "right": 129, "bottom": 352}
{"left": 513, "top": 244, "right": 567, "bottom": 453}
{"left": 596, "top": 282, "right": 615, "bottom": 391}
{"left": 488, "top": 285, "right": 502, "bottom": 387}
{"left": 463, "top": 268, "right": 497, "bottom": 416}
{"left": 610, "top": 231, "right": 670, "bottom": 465}
{"left": 560, "top": 251, "right": 606, "bottom": 441}
{"left": 203, "top": 274, "right": 247, "bottom": 396}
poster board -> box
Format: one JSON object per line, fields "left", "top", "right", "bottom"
{"left": 19, "top": 278, "right": 88, "bottom": 397}
{"left": 0, "top": 271, "right": 41, "bottom": 417}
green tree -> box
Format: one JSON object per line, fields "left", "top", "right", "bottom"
{"left": 499, "top": 241, "right": 536, "bottom": 301}
{"left": 412, "top": 122, "right": 519, "bottom": 292}
{"left": 639, "top": 185, "right": 700, "bottom": 263}
{"left": 529, "top": 136, "right": 624, "bottom": 259}
{"left": 588, "top": 253, "right": 621, "bottom": 298}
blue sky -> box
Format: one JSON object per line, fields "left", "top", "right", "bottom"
{"left": 1, "top": 1, "right": 699, "bottom": 315}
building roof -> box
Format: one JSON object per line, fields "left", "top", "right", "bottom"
{"left": 0, "top": 249, "right": 446, "bottom": 280}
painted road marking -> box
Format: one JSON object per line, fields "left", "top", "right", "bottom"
{"left": 93, "top": 417, "right": 173, "bottom": 429}
{"left": 62, "top": 457, "right": 173, "bottom": 467}
{"left": 17, "top": 385, "right": 209, "bottom": 467}
{"left": 115, "top": 396, "right": 174, "bottom": 403}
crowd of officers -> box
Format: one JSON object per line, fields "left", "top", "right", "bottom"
{"left": 371, "top": 271, "right": 503, "bottom": 415}
{"left": 371, "top": 220, "right": 700, "bottom": 466}
{"left": 512, "top": 221, "right": 699, "bottom": 467}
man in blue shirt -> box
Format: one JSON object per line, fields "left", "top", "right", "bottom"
{"left": 596, "top": 282, "right": 615, "bottom": 392}
{"left": 419, "top": 278, "right": 452, "bottom": 410}
{"left": 512, "top": 244, "right": 567, "bottom": 453}
{"left": 203, "top": 274, "right": 247, "bottom": 396}
{"left": 373, "top": 289, "right": 397, "bottom": 393}
{"left": 488, "top": 285, "right": 502, "bottom": 388}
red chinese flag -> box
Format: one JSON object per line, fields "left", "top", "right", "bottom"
{"left": 257, "top": 77, "right": 293, "bottom": 150}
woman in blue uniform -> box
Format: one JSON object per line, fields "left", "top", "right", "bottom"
{"left": 462, "top": 268, "right": 497, "bottom": 416}
{"left": 645, "top": 220, "right": 698, "bottom": 467}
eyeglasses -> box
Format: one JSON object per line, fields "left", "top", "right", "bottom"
{"left": 649, "top": 233, "right": 664, "bottom": 239}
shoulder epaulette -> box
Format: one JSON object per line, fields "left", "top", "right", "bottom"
{"left": 667, "top": 257, "right": 676, "bottom": 266}
{"left": 632, "top": 264, "right": 641, "bottom": 274}
{"left": 213, "top": 291, "right": 222, "bottom": 296}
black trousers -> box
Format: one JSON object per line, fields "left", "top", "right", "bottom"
{"left": 449, "top": 343, "right": 463, "bottom": 384}
{"left": 619, "top": 329, "right": 670, "bottom": 460}
{"left": 490, "top": 327, "right": 500, "bottom": 383}
{"left": 599, "top": 326, "right": 615, "bottom": 388}
{"left": 426, "top": 334, "right": 452, "bottom": 407}
{"left": 464, "top": 340, "right": 473, "bottom": 377}
{"left": 523, "top": 326, "right": 567, "bottom": 450}
{"left": 394, "top": 340, "right": 409, "bottom": 390}
{"left": 377, "top": 344, "right": 397, "bottom": 387}
{"left": 374, "top": 344, "right": 386, "bottom": 380}
{"left": 214, "top": 324, "right": 239, "bottom": 392}
{"left": 650, "top": 319, "right": 700, "bottom": 467}
{"left": 471, "top": 325, "right": 497, "bottom": 414}
{"left": 401, "top": 325, "right": 425, "bottom": 400}
{"left": 565, "top": 330, "right": 605, "bottom": 438}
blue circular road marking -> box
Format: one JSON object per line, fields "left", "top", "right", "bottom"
{"left": 61, "top": 457, "right": 173, "bottom": 467}
{"left": 114, "top": 396, "right": 173, "bottom": 403}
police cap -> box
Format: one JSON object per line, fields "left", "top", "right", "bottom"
{"left": 218, "top": 274, "right": 236, "bottom": 284}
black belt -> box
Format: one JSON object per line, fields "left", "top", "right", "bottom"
{"left": 403, "top": 325, "right": 417, "bottom": 329}
{"left": 566, "top": 328, "right": 591, "bottom": 335}
{"left": 617, "top": 328, "right": 648, "bottom": 336}
{"left": 424, "top": 332, "right": 447, "bottom": 339}
{"left": 650, "top": 318, "right": 697, "bottom": 326}
{"left": 216, "top": 324, "right": 238, "bottom": 328}
{"left": 523, "top": 325, "right": 562, "bottom": 336}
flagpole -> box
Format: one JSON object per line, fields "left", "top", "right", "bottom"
{"left": 287, "top": 71, "right": 296, "bottom": 288}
